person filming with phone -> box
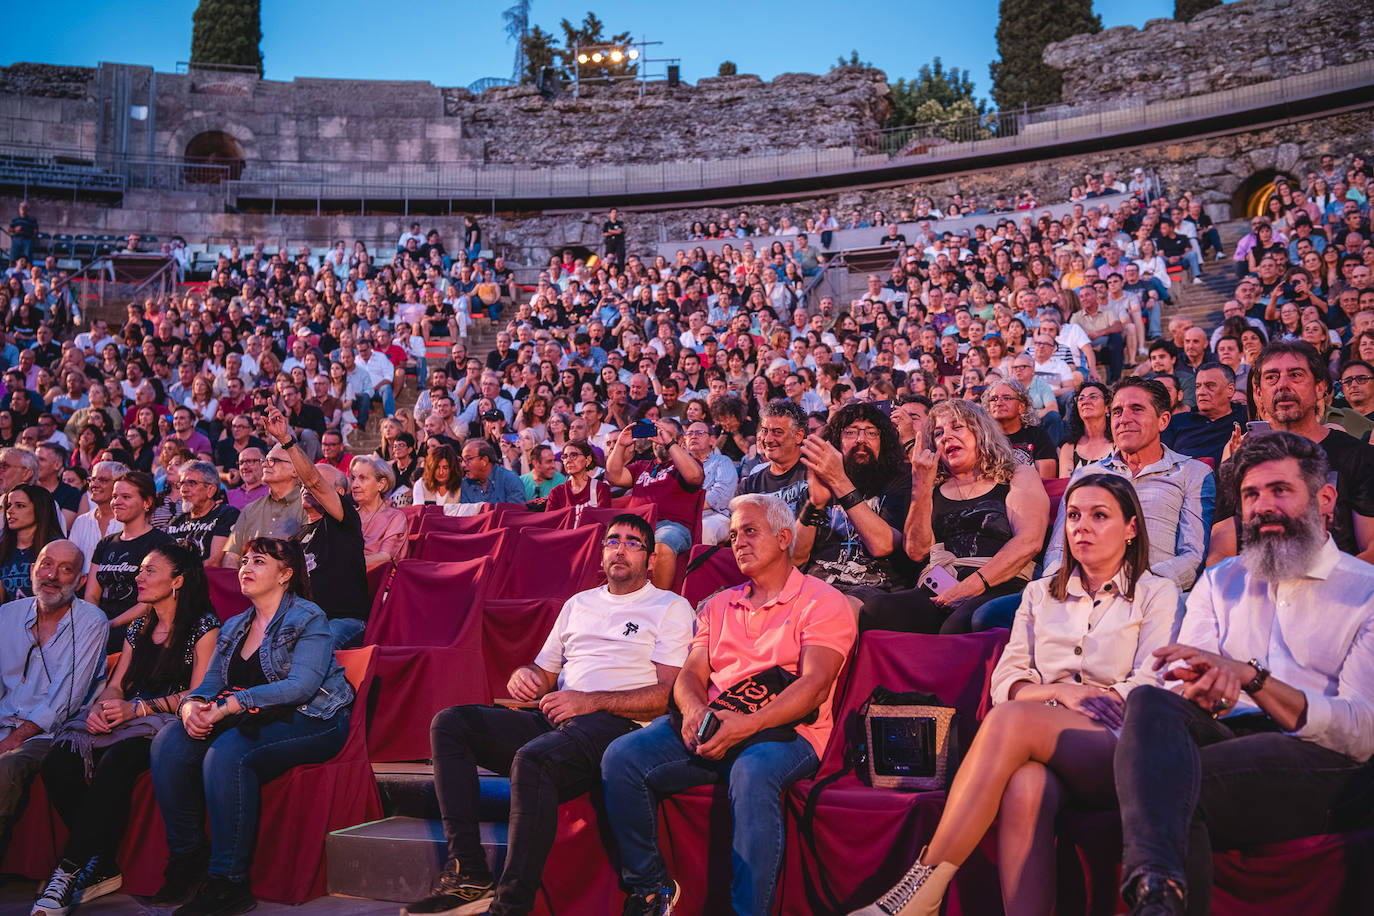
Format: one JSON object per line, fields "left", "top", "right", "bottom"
{"left": 602, "top": 493, "right": 856, "bottom": 916}
{"left": 605, "top": 417, "right": 704, "bottom": 590}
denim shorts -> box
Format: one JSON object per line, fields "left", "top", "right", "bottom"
{"left": 654, "top": 520, "right": 692, "bottom": 555}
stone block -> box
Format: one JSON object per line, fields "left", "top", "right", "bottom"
{"left": 1195, "top": 156, "right": 1227, "bottom": 176}
{"left": 319, "top": 116, "right": 347, "bottom": 139}
{"left": 8, "top": 120, "right": 44, "bottom": 145}
{"left": 1275, "top": 142, "right": 1301, "bottom": 174}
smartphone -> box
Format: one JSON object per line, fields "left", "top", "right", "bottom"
{"left": 696, "top": 709, "right": 720, "bottom": 744}
{"left": 1246, "top": 420, "right": 1272, "bottom": 435}
{"left": 919, "top": 566, "right": 960, "bottom": 596}
{"left": 502, "top": 433, "right": 519, "bottom": 444}
{"left": 632, "top": 418, "right": 658, "bottom": 439}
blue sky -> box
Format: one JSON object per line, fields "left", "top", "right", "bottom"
{"left": 3, "top": 1, "right": 1192, "bottom": 102}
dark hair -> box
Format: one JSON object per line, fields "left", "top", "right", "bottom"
{"left": 1111, "top": 376, "right": 1171, "bottom": 415}
{"left": 1253, "top": 339, "right": 1332, "bottom": 391}
{"left": 122, "top": 542, "right": 218, "bottom": 698}
{"left": 1196, "top": 361, "right": 1236, "bottom": 386}
{"left": 758, "top": 397, "right": 806, "bottom": 432}
{"left": 115, "top": 470, "right": 159, "bottom": 513}
{"left": 0, "top": 483, "right": 62, "bottom": 565}
{"left": 423, "top": 443, "right": 461, "bottom": 495}
{"left": 608, "top": 512, "right": 655, "bottom": 551}
{"left": 1065, "top": 380, "right": 1113, "bottom": 445}
{"left": 1231, "top": 431, "right": 1330, "bottom": 499}
{"left": 1049, "top": 473, "right": 1152, "bottom": 601}
{"left": 821, "top": 401, "right": 906, "bottom": 494}
{"left": 242, "top": 536, "right": 313, "bottom": 600}
{"left": 562, "top": 438, "right": 598, "bottom": 466}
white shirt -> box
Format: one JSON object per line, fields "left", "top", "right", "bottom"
{"left": 534, "top": 582, "right": 694, "bottom": 696}
{"left": 991, "top": 569, "right": 1180, "bottom": 706}
{"left": 359, "top": 351, "right": 396, "bottom": 389}
{"left": 1180, "top": 538, "right": 1374, "bottom": 761}
{"left": 69, "top": 507, "right": 123, "bottom": 573}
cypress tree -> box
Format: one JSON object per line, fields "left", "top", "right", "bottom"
{"left": 190, "top": 0, "right": 264, "bottom": 76}
{"left": 988, "top": 0, "right": 1100, "bottom": 110}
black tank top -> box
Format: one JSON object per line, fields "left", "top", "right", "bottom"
{"left": 931, "top": 482, "right": 1015, "bottom": 561}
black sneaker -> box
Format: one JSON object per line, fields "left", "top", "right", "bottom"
{"left": 620, "top": 881, "right": 680, "bottom": 916}
{"left": 31, "top": 859, "right": 81, "bottom": 916}
{"left": 1124, "top": 872, "right": 1186, "bottom": 916}
{"left": 72, "top": 855, "right": 122, "bottom": 905}
{"left": 172, "top": 876, "right": 255, "bottom": 916}
{"left": 146, "top": 850, "right": 209, "bottom": 907}
{"left": 399, "top": 860, "right": 496, "bottom": 916}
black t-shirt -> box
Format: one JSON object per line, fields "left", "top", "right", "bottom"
{"left": 1006, "top": 424, "right": 1056, "bottom": 469}
{"left": 93, "top": 527, "right": 175, "bottom": 651}
{"left": 167, "top": 502, "right": 240, "bottom": 561}
{"left": 1162, "top": 405, "right": 1247, "bottom": 468}
{"left": 287, "top": 403, "right": 327, "bottom": 438}
{"left": 736, "top": 457, "right": 810, "bottom": 515}
{"left": 214, "top": 435, "right": 270, "bottom": 471}
{"left": 50, "top": 481, "right": 82, "bottom": 515}
{"left": 0, "top": 545, "right": 36, "bottom": 600}
{"left": 602, "top": 219, "right": 625, "bottom": 250}
{"left": 295, "top": 497, "right": 370, "bottom": 620}
{"left": 806, "top": 473, "right": 917, "bottom": 592}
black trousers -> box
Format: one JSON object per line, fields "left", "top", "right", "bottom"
{"left": 41, "top": 736, "right": 153, "bottom": 865}
{"left": 1115, "top": 686, "right": 1374, "bottom": 915}
{"left": 858, "top": 577, "right": 1025, "bottom": 634}
{"left": 430, "top": 705, "right": 637, "bottom": 916}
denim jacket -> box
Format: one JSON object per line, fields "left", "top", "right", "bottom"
{"left": 189, "top": 594, "right": 353, "bottom": 720}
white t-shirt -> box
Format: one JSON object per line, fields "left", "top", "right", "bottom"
{"left": 534, "top": 582, "right": 694, "bottom": 695}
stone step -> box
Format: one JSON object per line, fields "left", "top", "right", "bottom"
{"left": 373, "top": 762, "right": 511, "bottom": 823}
{"left": 326, "top": 816, "right": 507, "bottom": 903}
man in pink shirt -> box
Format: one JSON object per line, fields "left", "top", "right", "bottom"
{"left": 603, "top": 492, "right": 856, "bottom": 916}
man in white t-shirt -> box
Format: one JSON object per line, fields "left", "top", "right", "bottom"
{"left": 403, "top": 515, "right": 694, "bottom": 916}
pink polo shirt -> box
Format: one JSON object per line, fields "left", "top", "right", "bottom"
{"left": 693, "top": 567, "right": 857, "bottom": 757}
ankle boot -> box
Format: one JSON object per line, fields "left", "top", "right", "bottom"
{"left": 847, "top": 847, "right": 958, "bottom": 916}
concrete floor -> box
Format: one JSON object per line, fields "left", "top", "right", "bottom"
{"left": 0, "top": 884, "right": 400, "bottom": 916}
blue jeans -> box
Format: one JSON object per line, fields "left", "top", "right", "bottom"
{"left": 602, "top": 715, "right": 819, "bottom": 916}
{"left": 329, "top": 617, "right": 367, "bottom": 649}
{"left": 374, "top": 383, "right": 396, "bottom": 416}
{"left": 654, "top": 520, "right": 692, "bottom": 556}
{"left": 151, "top": 710, "right": 350, "bottom": 880}
{"left": 354, "top": 393, "right": 371, "bottom": 429}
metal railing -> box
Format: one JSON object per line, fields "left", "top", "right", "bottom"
{"left": 0, "top": 142, "right": 232, "bottom": 198}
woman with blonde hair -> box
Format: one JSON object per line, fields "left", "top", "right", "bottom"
{"left": 859, "top": 399, "right": 1049, "bottom": 634}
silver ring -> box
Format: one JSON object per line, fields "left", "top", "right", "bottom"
{"left": 1045, "top": 698, "right": 1059, "bottom": 707}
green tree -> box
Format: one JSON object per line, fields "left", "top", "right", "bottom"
{"left": 833, "top": 50, "right": 873, "bottom": 70}
{"left": 520, "top": 25, "right": 559, "bottom": 84}
{"left": 988, "top": 0, "right": 1100, "bottom": 110}
{"left": 718, "top": 61, "right": 737, "bottom": 76}
{"left": 189, "top": 0, "right": 263, "bottom": 76}
{"left": 559, "top": 11, "right": 635, "bottom": 84}
{"left": 888, "top": 57, "right": 986, "bottom": 128}
{"left": 1174, "top": 0, "right": 1222, "bottom": 20}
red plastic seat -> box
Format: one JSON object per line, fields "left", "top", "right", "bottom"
{"left": 418, "top": 511, "right": 493, "bottom": 536}
{"left": 364, "top": 557, "right": 492, "bottom": 648}
{"left": 495, "top": 525, "right": 606, "bottom": 602}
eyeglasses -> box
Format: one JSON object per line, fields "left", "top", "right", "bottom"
{"left": 1342, "top": 375, "right": 1374, "bottom": 386}
{"left": 603, "top": 535, "right": 647, "bottom": 552}
{"left": 841, "top": 427, "right": 881, "bottom": 442}
{"left": 261, "top": 456, "right": 287, "bottom": 466}
{"left": 985, "top": 394, "right": 1020, "bottom": 404}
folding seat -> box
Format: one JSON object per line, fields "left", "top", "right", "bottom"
{"left": 413, "top": 528, "right": 509, "bottom": 570}
{"left": 680, "top": 543, "right": 747, "bottom": 609}
{"left": 494, "top": 525, "right": 606, "bottom": 602}
{"left": 364, "top": 557, "right": 491, "bottom": 648}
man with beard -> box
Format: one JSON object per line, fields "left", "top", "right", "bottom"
{"left": 793, "top": 402, "right": 916, "bottom": 604}
{"left": 606, "top": 417, "right": 704, "bottom": 591}
{"left": 1112, "top": 432, "right": 1374, "bottom": 916}
{"left": 403, "top": 515, "right": 692, "bottom": 916}
{"left": 736, "top": 400, "right": 810, "bottom": 513}
{"left": 1209, "top": 341, "right": 1374, "bottom": 565}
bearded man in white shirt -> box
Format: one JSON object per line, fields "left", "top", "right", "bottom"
{"left": 1113, "top": 431, "right": 1374, "bottom": 916}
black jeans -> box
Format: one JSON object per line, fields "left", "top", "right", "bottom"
{"left": 1114, "top": 686, "right": 1374, "bottom": 915}
{"left": 430, "top": 705, "right": 638, "bottom": 916}
{"left": 858, "top": 577, "right": 1025, "bottom": 634}
{"left": 41, "top": 737, "right": 153, "bottom": 865}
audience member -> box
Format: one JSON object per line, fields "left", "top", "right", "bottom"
{"left": 85, "top": 472, "right": 175, "bottom": 652}
{"left": 0, "top": 483, "right": 63, "bottom": 600}
{"left": 165, "top": 461, "right": 238, "bottom": 566}
{"left": 348, "top": 455, "right": 407, "bottom": 565}
{"left": 220, "top": 445, "right": 306, "bottom": 566}
{"left": 605, "top": 418, "right": 705, "bottom": 590}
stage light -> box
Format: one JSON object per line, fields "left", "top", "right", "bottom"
{"left": 591, "top": 52, "right": 603, "bottom": 63}
{"left": 627, "top": 48, "right": 639, "bottom": 60}
{"left": 610, "top": 49, "right": 623, "bottom": 63}
{"left": 577, "top": 53, "right": 589, "bottom": 64}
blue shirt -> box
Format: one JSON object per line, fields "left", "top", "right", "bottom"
{"left": 0, "top": 597, "right": 108, "bottom": 736}
{"left": 460, "top": 465, "right": 527, "bottom": 505}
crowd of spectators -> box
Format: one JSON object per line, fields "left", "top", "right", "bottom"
{"left": 0, "top": 149, "right": 1371, "bottom": 916}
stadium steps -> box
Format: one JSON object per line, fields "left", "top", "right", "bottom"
{"left": 1167, "top": 219, "right": 1251, "bottom": 333}
{"left": 325, "top": 763, "right": 510, "bottom": 902}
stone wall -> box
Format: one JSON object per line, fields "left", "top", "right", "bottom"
{"left": 1044, "top": 0, "right": 1374, "bottom": 107}
{"left": 7, "top": 107, "right": 1368, "bottom": 267}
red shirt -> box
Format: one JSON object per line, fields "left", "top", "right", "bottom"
{"left": 627, "top": 459, "right": 701, "bottom": 532}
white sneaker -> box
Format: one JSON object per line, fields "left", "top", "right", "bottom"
{"left": 1193, "top": 277, "right": 1204, "bottom": 284}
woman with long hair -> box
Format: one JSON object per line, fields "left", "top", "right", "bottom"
{"left": 860, "top": 399, "right": 1050, "bottom": 634}
{"left": 545, "top": 439, "right": 611, "bottom": 522}
{"left": 850, "top": 475, "right": 1177, "bottom": 916}
{"left": 33, "top": 544, "right": 220, "bottom": 916}
{"left": 349, "top": 454, "right": 406, "bottom": 566}
{"left": 86, "top": 471, "right": 175, "bottom": 651}
{"left": 412, "top": 443, "right": 462, "bottom": 507}
{"left": 545, "top": 412, "right": 572, "bottom": 453}
{"left": 518, "top": 394, "right": 551, "bottom": 441}
{"left": 0, "top": 484, "right": 62, "bottom": 600}
{"left": 148, "top": 538, "right": 353, "bottom": 914}
{"left": 388, "top": 432, "right": 420, "bottom": 495}
{"left": 1058, "top": 381, "right": 1114, "bottom": 477}
{"left": 72, "top": 425, "right": 107, "bottom": 474}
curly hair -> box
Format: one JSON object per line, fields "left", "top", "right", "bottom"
{"left": 923, "top": 398, "right": 1019, "bottom": 485}
{"left": 981, "top": 377, "right": 1035, "bottom": 428}
{"left": 821, "top": 401, "right": 907, "bottom": 496}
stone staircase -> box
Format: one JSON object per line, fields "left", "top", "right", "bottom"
{"left": 326, "top": 763, "right": 511, "bottom": 902}
{"left": 1164, "top": 219, "right": 1250, "bottom": 334}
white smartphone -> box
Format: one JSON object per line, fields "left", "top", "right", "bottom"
{"left": 920, "top": 566, "right": 961, "bottom": 596}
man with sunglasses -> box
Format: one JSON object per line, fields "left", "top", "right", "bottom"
{"left": 0, "top": 540, "right": 106, "bottom": 855}
{"left": 403, "top": 514, "right": 692, "bottom": 916}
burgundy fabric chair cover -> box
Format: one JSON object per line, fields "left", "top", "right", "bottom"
{"left": 401, "top": 503, "right": 433, "bottom": 536}
{"left": 495, "top": 506, "right": 575, "bottom": 531}
{"left": 364, "top": 644, "right": 491, "bottom": 761}
{"left": 364, "top": 558, "right": 492, "bottom": 648}
{"left": 778, "top": 629, "right": 1010, "bottom": 916}
{"left": 367, "top": 560, "right": 394, "bottom": 599}
{"left": 680, "top": 544, "right": 748, "bottom": 610}
{"left": 562, "top": 503, "right": 658, "bottom": 530}
{"left": 5, "top": 648, "right": 383, "bottom": 904}
{"left": 204, "top": 564, "right": 247, "bottom": 623}
{"left": 494, "top": 525, "right": 606, "bottom": 602}
{"left": 418, "top": 512, "right": 493, "bottom": 537}
{"left": 413, "top": 528, "right": 510, "bottom": 567}
{"left": 481, "top": 598, "right": 562, "bottom": 700}
{"left": 529, "top": 796, "right": 627, "bottom": 915}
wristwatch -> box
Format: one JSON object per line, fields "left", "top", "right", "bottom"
{"left": 282, "top": 435, "right": 298, "bottom": 451}
{"left": 1242, "top": 658, "right": 1270, "bottom": 694}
